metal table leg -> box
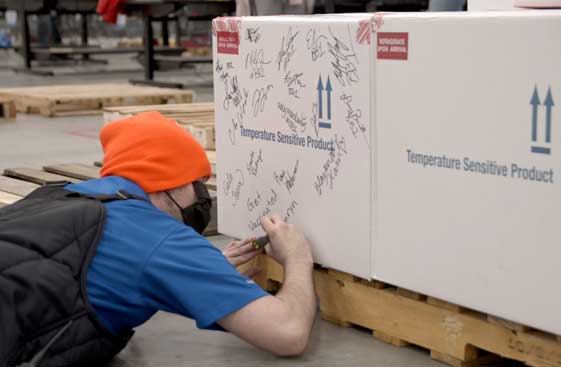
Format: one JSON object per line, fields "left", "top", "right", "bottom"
{"left": 130, "top": 14, "right": 183, "bottom": 89}
{"left": 162, "top": 19, "right": 169, "bottom": 47}
{"left": 20, "top": 9, "right": 31, "bottom": 69}
{"left": 81, "top": 13, "right": 90, "bottom": 61}
{"left": 144, "top": 14, "right": 155, "bottom": 81}
{"left": 13, "top": 9, "right": 53, "bottom": 76}
{"left": 175, "top": 18, "right": 181, "bottom": 47}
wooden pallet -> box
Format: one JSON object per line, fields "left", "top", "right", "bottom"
{"left": 249, "top": 255, "right": 561, "bottom": 367}
{"left": 103, "top": 103, "right": 215, "bottom": 150}
{"left": 0, "top": 97, "right": 16, "bottom": 120}
{"left": 0, "top": 162, "right": 218, "bottom": 236}
{"left": 0, "top": 84, "right": 194, "bottom": 117}
{"left": 103, "top": 102, "right": 214, "bottom": 123}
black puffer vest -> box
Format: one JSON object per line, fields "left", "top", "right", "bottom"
{"left": 0, "top": 185, "right": 144, "bottom": 367}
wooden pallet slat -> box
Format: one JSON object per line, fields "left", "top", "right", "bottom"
{"left": 43, "top": 163, "right": 100, "bottom": 181}
{"left": 396, "top": 287, "right": 427, "bottom": 301}
{"left": 104, "top": 102, "right": 213, "bottom": 116}
{"left": 0, "top": 190, "right": 22, "bottom": 206}
{"left": 487, "top": 315, "right": 533, "bottom": 333}
{"left": 0, "top": 98, "right": 17, "bottom": 120}
{"left": 373, "top": 330, "right": 410, "bottom": 348}
{"left": 4, "top": 168, "right": 81, "bottom": 185}
{"left": 187, "top": 124, "right": 215, "bottom": 151}
{"left": 427, "top": 296, "right": 466, "bottom": 313}
{"left": 0, "top": 176, "right": 40, "bottom": 197}
{"left": 0, "top": 84, "right": 194, "bottom": 117}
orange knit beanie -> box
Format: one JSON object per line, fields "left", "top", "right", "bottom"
{"left": 100, "top": 111, "right": 211, "bottom": 193}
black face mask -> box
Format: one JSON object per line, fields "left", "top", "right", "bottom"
{"left": 165, "top": 181, "right": 212, "bottom": 234}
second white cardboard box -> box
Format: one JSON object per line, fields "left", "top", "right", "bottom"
{"left": 373, "top": 11, "right": 561, "bottom": 336}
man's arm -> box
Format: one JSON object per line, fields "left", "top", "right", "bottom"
{"left": 218, "top": 215, "right": 316, "bottom": 356}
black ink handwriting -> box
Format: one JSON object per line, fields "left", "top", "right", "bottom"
{"left": 276, "top": 27, "right": 299, "bottom": 72}
{"left": 251, "top": 85, "right": 273, "bottom": 117}
{"left": 306, "top": 29, "right": 327, "bottom": 61}
{"left": 340, "top": 93, "right": 368, "bottom": 145}
{"left": 245, "top": 48, "right": 270, "bottom": 80}
{"left": 215, "top": 58, "right": 223, "bottom": 73}
{"left": 247, "top": 149, "right": 263, "bottom": 176}
{"left": 247, "top": 189, "right": 278, "bottom": 231}
{"left": 247, "top": 191, "right": 261, "bottom": 212}
{"left": 265, "top": 188, "right": 278, "bottom": 207}
{"left": 278, "top": 102, "right": 307, "bottom": 133}
{"left": 229, "top": 111, "right": 243, "bottom": 145}
{"left": 328, "top": 26, "right": 359, "bottom": 87}
{"left": 314, "top": 135, "right": 347, "bottom": 196}
{"left": 311, "top": 101, "right": 319, "bottom": 139}
{"left": 223, "top": 169, "right": 244, "bottom": 206}
{"left": 245, "top": 27, "right": 262, "bottom": 43}
{"left": 274, "top": 160, "right": 299, "bottom": 193}
{"left": 283, "top": 200, "right": 299, "bottom": 222}
{"left": 284, "top": 70, "right": 306, "bottom": 99}
{"left": 223, "top": 75, "right": 240, "bottom": 111}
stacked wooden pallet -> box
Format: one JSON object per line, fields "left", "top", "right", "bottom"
{"left": 246, "top": 255, "right": 561, "bottom": 367}
{"left": 0, "top": 84, "right": 194, "bottom": 117}
{"left": 0, "top": 98, "right": 16, "bottom": 120}
{"left": 103, "top": 103, "right": 215, "bottom": 150}
{"left": 0, "top": 161, "right": 218, "bottom": 236}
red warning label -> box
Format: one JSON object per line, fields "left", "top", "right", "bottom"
{"left": 377, "top": 32, "right": 408, "bottom": 60}
{"left": 217, "top": 31, "right": 239, "bottom": 55}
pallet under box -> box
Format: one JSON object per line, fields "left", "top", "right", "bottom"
{"left": 244, "top": 255, "right": 561, "bottom": 367}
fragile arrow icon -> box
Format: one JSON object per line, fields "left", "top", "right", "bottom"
{"left": 317, "top": 75, "right": 324, "bottom": 120}
{"left": 530, "top": 86, "right": 540, "bottom": 142}
{"left": 326, "top": 76, "right": 332, "bottom": 120}
{"left": 544, "top": 86, "right": 554, "bottom": 144}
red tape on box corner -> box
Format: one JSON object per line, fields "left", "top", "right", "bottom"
{"left": 377, "top": 32, "right": 408, "bottom": 60}
{"left": 217, "top": 31, "right": 239, "bottom": 55}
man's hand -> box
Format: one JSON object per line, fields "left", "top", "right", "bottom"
{"left": 261, "top": 215, "right": 313, "bottom": 267}
{"left": 222, "top": 238, "right": 262, "bottom": 278}
{"left": 218, "top": 215, "right": 316, "bottom": 356}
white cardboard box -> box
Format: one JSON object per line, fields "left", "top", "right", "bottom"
{"left": 373, "top": 11, "right": 561, "bottom": 335}
{"left": 212, "top": 14, "right": 376, "bottom": 278}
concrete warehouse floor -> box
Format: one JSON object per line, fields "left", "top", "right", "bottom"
{"left": 0, "top": 52, "right": 518, "bottom": 367}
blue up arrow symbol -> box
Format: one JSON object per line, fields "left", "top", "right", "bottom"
{"left": 531, "top": 85, "right": 554, "bottom": 155}
{"left": 317, "top": 74, "right": 333, "bottom": 129}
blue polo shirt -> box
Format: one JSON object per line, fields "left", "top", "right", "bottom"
{"left": 65, "top": 176, "right": 268, "bottom": 335}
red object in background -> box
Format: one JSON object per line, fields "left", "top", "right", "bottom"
{"left": 97, "top": 0, "right": 125, "bottom": 23}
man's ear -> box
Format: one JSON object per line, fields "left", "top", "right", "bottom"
{"left": 149, "top": 191, "right": 182, "bottom": 221}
